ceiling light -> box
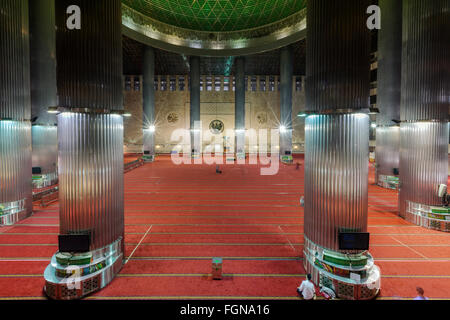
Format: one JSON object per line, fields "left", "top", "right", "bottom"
{"left": 47, "top": 107, "right": 59, "bottom": 114}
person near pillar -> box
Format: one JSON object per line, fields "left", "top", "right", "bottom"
{"left": 297, "top": 274, "right": 316, "bottom": 300}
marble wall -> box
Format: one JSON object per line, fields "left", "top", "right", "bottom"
{"left": 123, "top": 75, "right": 306, "bottom": 154}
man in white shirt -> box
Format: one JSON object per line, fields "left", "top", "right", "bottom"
{"left": 297, "top": 274, "right": 316, "bottom": 300}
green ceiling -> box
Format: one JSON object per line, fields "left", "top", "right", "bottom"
{"left": 122, "top": 0, "right": 306, "bottom": 32}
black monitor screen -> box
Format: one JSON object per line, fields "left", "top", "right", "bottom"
{"left": 338, "top": 232, "right": 370, "bottom": 251}
{"left": 32, "top": 167, "right": 42, "bottom": 174}
{"left": 58, "top": 234, "right": 90, "bottom": 253}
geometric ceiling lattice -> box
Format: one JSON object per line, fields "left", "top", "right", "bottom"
{"left": 122, "top": 0, "right": 306, "bottom": 32}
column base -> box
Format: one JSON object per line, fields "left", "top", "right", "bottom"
{"left": 403, "top": 201, "right": 450, "bottom": 232}
{"left": 44, "top": 237, "right": 123, "bottom": 300}
{"left": 375, "top": 173, "right": 399, "bottom": 190}
{"left": 142, "top": 154, "right": 155, "bottom": 163}
{"left": 191, "top": 152, "right": 201, "bottom": 159}
{"left": 0, "top": 199, "right": 30, "bottom": 226}
{"left": 32, "top": 172, "right": 58, "bottom": 189}
{"left": 303, "top": 237, "right": 380, "bottom": 300}
{"left": 236, "top": 152, "right": 246, "bottom": 160}
{"left": 280, "top": 155, "right": 293, "bottom": 164}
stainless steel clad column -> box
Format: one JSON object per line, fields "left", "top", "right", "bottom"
{"left": 399, "top": 0, "right": 449, "bottom": 231}
{"left": 235, "top": 57, "right": 245, "bottom": 158}
{"left": 29, "top": 0, "right": 58, "bottom": 189}
{"left": 304, "top": 0, "right": 380, "bottom": 300}
{"left": 280, "top": 45, "right": 293, "bottom": 162}
{"left": 0, "top": 0, "right": 32, "bottom": 226}
{"left": 190, "top": 56, "right": 201, "bottom": 156}
{"left": 44, "top": 0, "right": 125, "bottom": 300}
{"left": 143, "top": 46, "right": 155, "bottom": 162}
{"left": 375, "top": 0, "right": 402, "bottom": 189}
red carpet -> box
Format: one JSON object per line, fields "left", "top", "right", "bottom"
{"left": 0, "top": 155, "right": 449, "bottom": 300}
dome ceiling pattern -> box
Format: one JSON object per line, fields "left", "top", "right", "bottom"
{"left": 122, "top": 0, "right": 306, "bottom": 32}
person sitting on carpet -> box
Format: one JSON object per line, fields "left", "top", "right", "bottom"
{"left": 297, "top": 274, "right": 316, "bottom": 300}
{"left": 413, "top": 287, "right": 429, "bottom": 300}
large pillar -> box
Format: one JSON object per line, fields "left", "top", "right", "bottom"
{"left": 0, "top": 0, "right": 32, "bottom": 226}
{"left": 190, "top": 56, "right": 201, "bottom": 156}
{"left": 399, "top": 0, "right": 449, "bottom": 232}
{"left": 375, "top": 0, "right": 402, "bottom": 189}
{"left": 143, "top": 46, "right": 155, "bottom": 162}
{"left": 304, "top": 0, "right": 380, "bottom": 299}
{"left": 234, "top": 57, "right": 246, "bottom": 159}
{"left": 44, "top": 0, "right": 125, "bottom": 300}
{"left": 280, "top": 45, "right": 293, "bottom": 163}
{"left": 29, "top": 0, "right": 58, "bottom": 189}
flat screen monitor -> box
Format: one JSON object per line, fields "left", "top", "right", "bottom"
{"left": 58, "top": 234, "right": 90, "bottom": 253}
{"left": 32, "top": 167, "right": 42, "bottom": 175}
{"left": 338, "top": 232, "right": 370, "bottom": 251}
